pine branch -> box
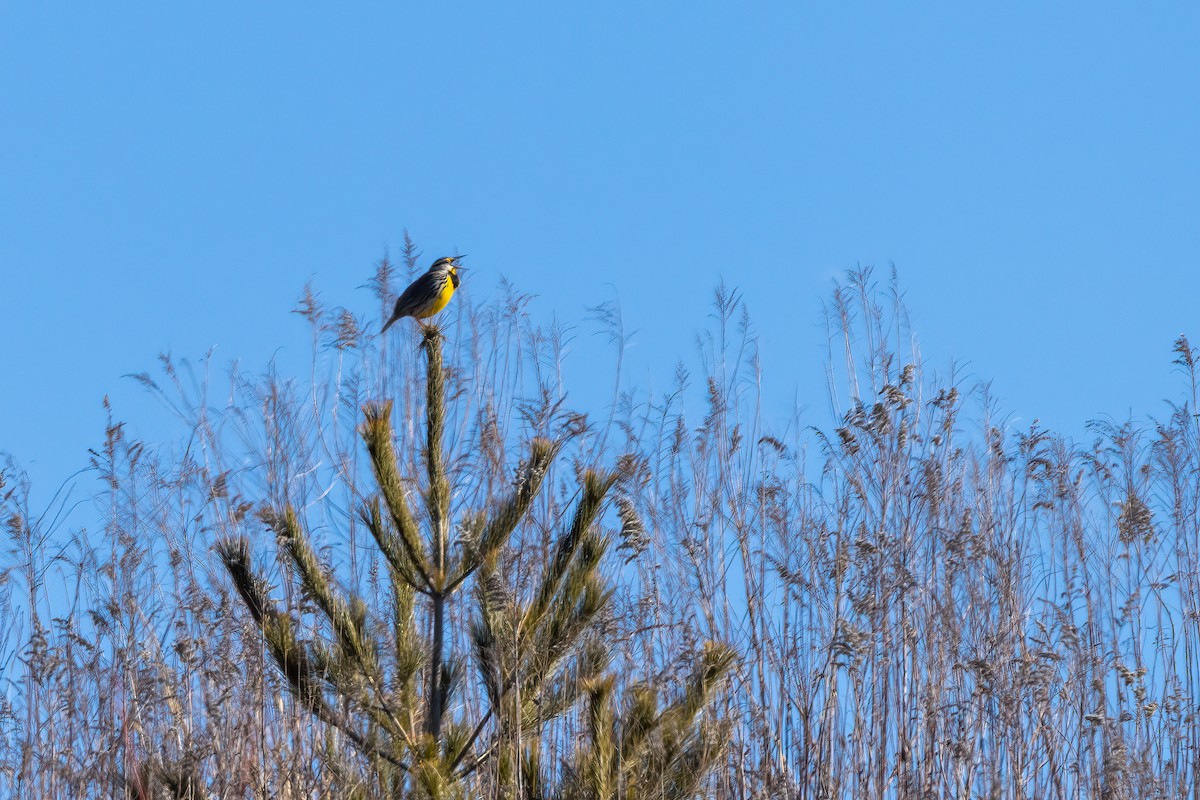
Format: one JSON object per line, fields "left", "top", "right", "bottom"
{"left": 448, "top": 437, "right": 560, "bottom": 593}
{"left": 361, "top": 400, "right": 435, "bottom": 593}
{"left": 524, "top": 469, "right": 617, "bottom": 632}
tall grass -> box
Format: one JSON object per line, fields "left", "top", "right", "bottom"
{"left": 2, "top": 259, "right": 1198, "bottom": 797}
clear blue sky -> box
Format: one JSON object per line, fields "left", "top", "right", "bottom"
{"left": 3, "top": 4, "right": 1199, "bottom": 497}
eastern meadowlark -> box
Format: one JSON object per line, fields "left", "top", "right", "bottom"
{"left": 380, "top": 256, "right": 465, "bottom": 333}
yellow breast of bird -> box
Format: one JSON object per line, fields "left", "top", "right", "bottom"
{"left": 416, "top": 277, "right": 457, "bottom": 318}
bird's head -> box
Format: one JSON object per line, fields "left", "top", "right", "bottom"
{"left": 431, "top": 255, "right": 466, "bottom": 287}
{"left": 430, "top": 255, "right": 466, "bottom": 274}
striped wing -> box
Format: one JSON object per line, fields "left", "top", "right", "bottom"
{"left": 393, "top": 276, "right": 433, "bottom": 318}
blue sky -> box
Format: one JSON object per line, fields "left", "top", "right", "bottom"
{"left": 2, "top": 4, "right": 1199, "bottom": 497}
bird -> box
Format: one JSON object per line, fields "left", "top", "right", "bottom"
{"left": 380, "top": 255, "right": 465, "bottom": 334}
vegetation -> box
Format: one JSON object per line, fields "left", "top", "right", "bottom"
{"left": 3, "top": 253, "right": 1199, "bottom": 797}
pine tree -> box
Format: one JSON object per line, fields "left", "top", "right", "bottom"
{"left": 214, "top": 325, "right": 732, "bottom": 798}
